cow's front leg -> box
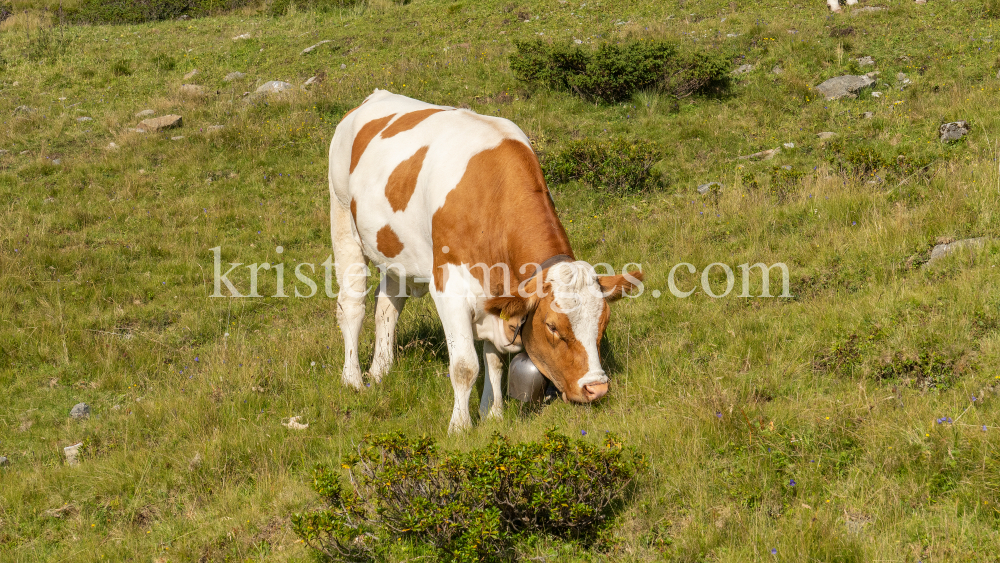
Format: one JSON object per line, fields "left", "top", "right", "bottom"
{"left": 369, "top": 272, "right": 407, "bottom": 383}
{"left": 431, "top": 289, "right": 479, "bottom": 434}
{"left": 478, "top": 341, "right": 505, "bottom": 420}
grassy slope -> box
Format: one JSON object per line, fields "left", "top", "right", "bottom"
{"left": 1, "top": 0, "right": 999, "bottom": 560}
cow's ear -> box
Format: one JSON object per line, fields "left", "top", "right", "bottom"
{"left": 599, "top": 270, "right": 644, "bottom": 302}
{"left": 485, "top": 293, "right": 539, "bottom": 319}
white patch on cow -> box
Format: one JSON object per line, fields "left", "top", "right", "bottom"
{"left": 547, "top": 262, "right": 608, "bottom": 390}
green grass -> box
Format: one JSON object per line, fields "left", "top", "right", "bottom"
{"left": 1, "top": 0, "right": 1000, "bottom": 561}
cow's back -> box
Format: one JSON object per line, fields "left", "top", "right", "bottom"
{"left": 330, "top": 90, "right": 541, "bottom": 282}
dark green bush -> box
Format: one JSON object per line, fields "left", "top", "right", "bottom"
{"left": 151, "top": 53, "right": 177, "bottom": 72}
{"left": 292, "top": 430, "right": 643, "bottom": 562}
{"left": 63, "top": 0, "right": 259, "bottom": 25}
{"left": 110, "top": 59, "right": 132, "bottom": 77}
{"left": 0, "top": 2, "right": 12, "bottom": 24}
{"left": 541, "top": 137, "right": 664, "bottom": 193}
{"left": 510, "top": 39, "right": 731, "bottom": 103}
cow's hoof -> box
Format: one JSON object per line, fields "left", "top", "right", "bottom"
{"left": 342, "top": 369, "right": 364, "bottom": 390}
{"left": 448, "top": 417, "right": 472, "bottom": 434}
{"left": 486, "top": 407, "right": 504, "bottom": 420}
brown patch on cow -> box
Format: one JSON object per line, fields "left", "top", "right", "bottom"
{"left": 376, "top": 225, "right": 404, "bottom": 258}
{"left": 350, "top": 198, "right": 358, "bottom": 224}
{"left": 380, "top": 109, "right": 445, "bottom": 139}
{"left": 385, "top": 146, "right": 429, "bottom": 212}
{"left": 350, "top": 113, "right": 396, "bottom": 173}
{"left": 431, "top": 138, "right": 573, "bottom": 293}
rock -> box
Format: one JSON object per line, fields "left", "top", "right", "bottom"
{"left": 183, "top": 69, "right": 199, "bottom": 80}
{"left": 896, "top": 72, "right": 912, "bottom": 89}
{"left": 178, "top": 14, "right": 190, "bottom": 20}
{"left": 862, "top": 111, "right": 874, "bottom": 119}
{"left": 282, "top": 416, "right": 309, "bottom": 430}
{"left": 697, "top": 182, "right": 723, "bottom": 195}
{"left": 14, "top": 105, "right": 35, "bottom": 114}
{"left": 939, "top": 121, "right": 969, "bottom": 142}
{"left": 52, "top": 159, "right": 61, "bottom": 165}
{"left": 0, "top": 456, "right": 8, "bottom": 467}
{"left": 739, "top": 147, "right": 781, "bottom": 161}
{"left": 76, "top": 116, "right": 92, "bottom": 122}
{"left": 188, "top": 452, "right": 202, "bottom": 471}
{"left": 255, "top": 80, "right": 294, "bottom": 94}
{"left": 813, "top": 74, "right": 874, "bottom": 100}
{"left": 207, "top": 125, "right": 224, "bottom": 133}
{"left": 925, "top": 237, "right": 988, "bottom": 267}
{"left": 817, "top": 131, "right": 837, "bottom": 140}
{"left": 233, "top": 33, "right": 251, "bottom": 40}
{"left": 857, "top": 56, "right": 874, "bottom": 66}
{"left": 300, "top": 39, "right": 332, "bottom": 55}
{"left": 224, "top": 71, "right": 246, "bottom": 82}
{"left": 179, "top": 84, "right": 206, "bottom": 96}
{"left": 64, "top": 443, "right": 82, "bottom": 466}
{"left": 340, "top": 63, "right": 347, "bottom": 69}
{"left": 70, "top": 403, "right": 90, "bottom": 419}
{"left": 872, "top": 91, "right": 882, "bottom": 98}
{"left": 783, "top": 142, "right": 795, "bottom": 149}
{"left": 135, "top": 109, "right": 155, "bottom": 118}
{"left": 137, "top": 114, "right": 182, "bottom": 132}
{"left": 781, "top": 165, "right": 792, "bottom": 170}
{"left": 732, "top": 64, "right": 754, "bottom": 76}
{"left": 771, "top": 65, "right": 783, "bottom": 75}
{"left": 303, "top": 76, "right": 321, "bottom": 87}
{"left": 171, "top": 136, "right": 185, "bottom": 141}
{"left": 0, "top": 149, "right": 7, "bottom": 156}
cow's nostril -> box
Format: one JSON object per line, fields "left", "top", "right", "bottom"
{"left": 583, "top": 382, "right": 609, "bottom": 401}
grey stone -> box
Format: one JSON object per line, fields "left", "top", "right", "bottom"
{"left": 939, "top": 121, "right": 969, "bottom": 142}
{"left": 137, "top": 114, "right": 182, "bottom": 132}
{"left": 135, "top": 109, "right": 155, "bottom": 118}
{"left": 862, "top": 111, "right": 874, "bottom": 119}
{"left": 771, "top": 65, "right": 784, "bottom": 75}
{"left": 925, "top": 237, "right": 989, "bottom": 267}
{"left": 697, "top": 182, "right": 723, "bottom": 195}
{"left": 783, "top": 142, "right": 795, "bottom": 149}
{"left": 233, "top": 33, "right": 251, "bottom": 40}
{"left": 300, "top": 40, "right": 332, "bottom": 55}
{"left": 739, "top": 147, "right": 781, "bottom": 161}
{"left": 255, "top": 80, "right": 295, "bottom": 94}
{"left": 14, "top": 105, "right": 35, "bottom": 114}
{"left": 857, "top": 56, "right": 874, "bottom": 66}
{"left": 224, "top": 71, "right": 246, "bottom": 82}
{"left": 304, "top": 76, "right": 321, "bottom": 87}
{"left": 781, "top": 165, "right": 792, "bottom": 170}
{"left": 76, "top": 116, "right": 92, "bottom": 122}
{"left": 814, "top": 75, "right": 875, "bottom": 100}
{"left": 207, "top": 125, "right": 224, "bottom": 133}
{"left": 0, "top": 456, "right": 8, "bottom": 467}
{"left": 340, "top": 63, "right": 347, "bottom": 69}
{"left": 63, "top": 443, "right": 82, "bottom": 466}
{"left": 183, "top": 69, "right": 199, "bottom": 80}
{"left": 171, "top": 136, "right": 185, "bottom": 141}
{"left": 70, "top": 403, "right": 90, "bottom": 419}
{"left": 179, "top": 84, "right": 206, "bottom": 96}
{"left": 732, "top": 64, "right": 754, "bottom": 76}
{"left": 817, "top": 131, "right": 837, "bottom": 140}
{"left": 52, "top": 159, "right": 61, "bottom": 165}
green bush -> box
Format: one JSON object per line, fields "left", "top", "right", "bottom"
{"left": 510, "top": 39, "right": 731, "bottom": 103}
{"left": 292, "top": 430, "right": 643, "bottom": 562}
{"left": 63, "top": 0, "right": 260, "bottom": 25}
{"left": 541, "top": 137, "right": 664, "bottom": 194}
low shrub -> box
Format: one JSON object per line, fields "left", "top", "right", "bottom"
{"left": 510, "top": 39, "right": 730, "bottom": 103}
{"left": 63, "top": 0, "right": 259, "bottom": 25}
{"left": 541, "top": 137, "right": 664, "bottom": 193}
{"left": 292, "top": 430, "right": 643, "bottom": 562}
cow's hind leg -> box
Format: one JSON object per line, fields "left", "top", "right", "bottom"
{"left": 331, "top": 201, "right": 368, "bottom": 390}
{"left": 431, "top": 288, "right": 479, "bottom": 434}
{"left": 369, "top": 272, "right": 407, "bottom": 383}
{"left": 478, "top": 341, "right": 505, "bottom": 420}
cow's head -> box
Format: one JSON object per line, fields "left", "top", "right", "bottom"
{"left": 485, "top": 261, "right": 643, "bottom": 403}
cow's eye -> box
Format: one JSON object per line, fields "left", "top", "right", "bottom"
{"left": 546, "top": 323, "right": 558, "bottom": 335}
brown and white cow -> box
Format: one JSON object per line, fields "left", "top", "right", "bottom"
{"left": 329, "top": 89, "right": 642, "bottom": 433}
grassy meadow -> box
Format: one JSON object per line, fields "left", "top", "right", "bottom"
{"left": 2, "top": 0, "right": 1000, "bottom": 560}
